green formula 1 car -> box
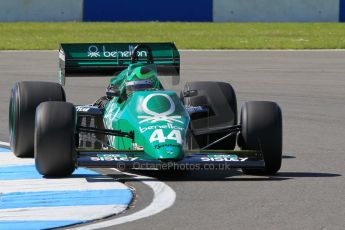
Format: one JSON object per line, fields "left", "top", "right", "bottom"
{"left": 9, "top": 43, "right": 282, "bottom": 177}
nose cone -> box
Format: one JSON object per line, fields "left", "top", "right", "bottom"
{"left": 138, "top": 119, "right": 187, "bottom": 160}
{"left": 133, "top": 91, "right": 189, "bottom": 160}
{"left": 154, "top": 143, "right": 184, "bottom": 160}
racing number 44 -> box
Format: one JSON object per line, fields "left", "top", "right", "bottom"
{"left": 149, "top": 129, "right": 182, "bottom": 144}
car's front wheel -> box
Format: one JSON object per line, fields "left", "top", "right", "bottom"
{"left": 35, "top": 101, "right": 77, "bottom": 177}
{"left": 239, "top": 101, "right": 282, "bottom": 175}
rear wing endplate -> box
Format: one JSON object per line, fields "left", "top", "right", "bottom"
{"left": 59, "top": 42, "right": 180, "bottom": 85}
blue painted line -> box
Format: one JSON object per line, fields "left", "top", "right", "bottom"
{"left": 0, "top": 146, "right": 133, "bottom": 229}
{"left": 0, "top": 164, "right": 99, "bottom": 180}
{"left": 0, "top": 189, "right": 133, "bottom": 209}
{"left": 0, "top": 220, "right": 79, "bottom": 230}
{"left": 0, "top": 165, "right": 41, "bottom": 180}
{"left": 0, "top": 147, "right": 11, "bottom": 152}
{"left": 340, "top": 0, "right": 345, "bottom": 22}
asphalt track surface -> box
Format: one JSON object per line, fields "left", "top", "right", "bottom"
{"left": 0, "top": 50, "right": 344, "bottom": 230}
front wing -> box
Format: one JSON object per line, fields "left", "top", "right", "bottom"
{"left": 77, "top": 150, "right": 265, "bottom": 170}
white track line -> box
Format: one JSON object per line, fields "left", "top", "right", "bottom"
{"left": 0, "top": 141, "right": 10, "bottom": 147}
{"left": 0, "top": 205, "right": 127, "bottom": 221}
{"left": 69, "top": 170, "right": 176, "bottom": 230}
{"left": 0, "top": 178, "right": 129, "bottom": 193}
{"left": 1, "top": 141, "right": 176, "bottom": 229}
{"left": 0, "top": 153, "right": 34, "bottom": 166}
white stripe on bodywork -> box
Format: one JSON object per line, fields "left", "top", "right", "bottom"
{"left": 0, "top": 177, "right": 130, "bottom": 194}
{"left": 0, "top": 205, "right": 127, "bottom": 221}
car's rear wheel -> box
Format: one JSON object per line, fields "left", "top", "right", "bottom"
{"left": 9, "top": 81, "right": 65, "bottom": 158}
{"left": 35, "top": 101, "right": 76, "bottom": 177}
{"left": 239, "top": 101, "right": 282, "bottom": 175}
{"left": 181, "top": 81, "right": 237, "bottom": 150}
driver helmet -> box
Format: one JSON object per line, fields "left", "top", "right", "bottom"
{"left": 125, "top": 65, "right": 158, "bottom": 93}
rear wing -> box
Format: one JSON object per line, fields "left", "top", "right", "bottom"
{"left": 59, "top": 42, "right": 180, "bottom": 85}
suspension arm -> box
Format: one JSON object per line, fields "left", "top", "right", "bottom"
{"left": 77, "top": 126, "right": 134, "bottom": 140}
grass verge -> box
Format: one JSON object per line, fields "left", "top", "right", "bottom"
{"left": 0, "top": 22, "right": 345, "bottom": 50}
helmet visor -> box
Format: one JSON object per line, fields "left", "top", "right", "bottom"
{"left": 126, "top": 80, "right": 153, "bottom": 92}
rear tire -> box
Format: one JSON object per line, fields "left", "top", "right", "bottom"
{"left": 9, "top": 81, "right": 65, "bottom": 158}
{"left": 181, "top": 81, "right": 237, "bottom": 150}
{"left": 35, "top": 102, "right": 76, "bottom": 177}
{"left": 240, "top": 101, "right": 282, "bottom": 175}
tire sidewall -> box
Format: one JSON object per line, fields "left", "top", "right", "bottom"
{"left": 241, "top": 101, "right": 282, "bottom": 174}
{"left": 35, "top": 101, "right": 76, "bottom": 177}
{"left": 9, "top": 81, "right": 66, "bottom": 158}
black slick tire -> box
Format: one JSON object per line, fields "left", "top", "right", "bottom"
{"left": 240, "top": 101, "right": 282, "bottom": 175}
{"left": 9, "top": 81, "right": 66, "bottom": 158}
{"left": 35, "top": 101, "right": 76, "bottom": 177}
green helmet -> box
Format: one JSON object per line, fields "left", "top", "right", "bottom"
{"left": 125, "top": 65, "right": 158, "bottom": 93}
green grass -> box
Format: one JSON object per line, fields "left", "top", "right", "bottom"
{"left": 1, "top": 22, "right": 345, "bottom": 50}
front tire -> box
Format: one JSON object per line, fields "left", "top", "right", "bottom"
{"left": 35, "top": 102, "right": 76, "bottom": 177}
{"left": 9, "top": 81, "right": 65, "bottom": 158}
{"left": 240, "top": 101, "right": 282, "bottom": 175}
